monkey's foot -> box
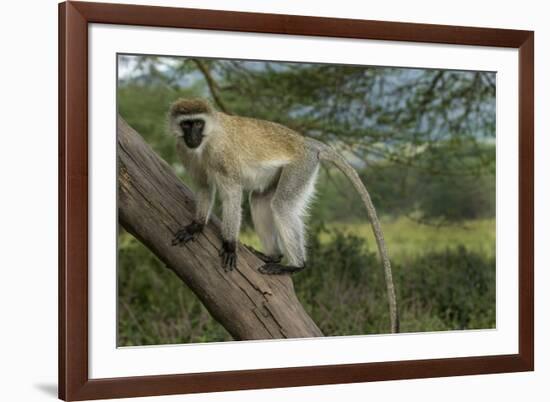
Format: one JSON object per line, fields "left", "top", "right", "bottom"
{"left": 258, "top": 263, "right": 305, "bottom": 275}
{"left": 244, "top": 245, "right": 283, "bottom": 264}
{"left": 219, "top": 240, "right": 237, "bottom": 271}
{"left": 171, "top": 221, "right": 204, "bottom": 246}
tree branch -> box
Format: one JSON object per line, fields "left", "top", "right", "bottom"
{"left": 191, "top": 59, "right": 231, "bottom": 114}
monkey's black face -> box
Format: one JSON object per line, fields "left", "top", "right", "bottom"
{"left": 180, "top": 118, "right": 205, "bottom": 149}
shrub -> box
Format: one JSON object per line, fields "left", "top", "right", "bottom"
{"left": 293, "top": 224, "right": 495, "bottom": 335}
{"left": 117, "top": 224, "right": 495, "bottom": 345}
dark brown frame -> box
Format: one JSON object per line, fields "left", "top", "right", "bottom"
{"left": 59, "top": 1, "right": 534, "bottom": 400}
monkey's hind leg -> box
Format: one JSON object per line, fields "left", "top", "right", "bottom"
{"left": 249, "top": 189, "right": 283, "bottom": 264}
{"left": 258, "top": 156, "right": 319, "bottom": 275}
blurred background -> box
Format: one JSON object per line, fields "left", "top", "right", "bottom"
{"left": 117, "top": 54, "right": 496, "bottom": 346}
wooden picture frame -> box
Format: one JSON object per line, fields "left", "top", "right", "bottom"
{"left": 59, "top": 1, "right": 534, "bottom": 400}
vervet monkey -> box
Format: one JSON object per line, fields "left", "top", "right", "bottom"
{"left": 169, "top": 98, "right": 398, "bottom": 333}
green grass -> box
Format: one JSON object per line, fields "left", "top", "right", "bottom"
{"left": 327, "top": 217, "right": 495, "bottom": 260}
{"left": 118, "top": 218, "right": 496, "bottom": 346}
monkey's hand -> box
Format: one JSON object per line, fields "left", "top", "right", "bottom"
{"left": 171, "top": 221, "right": 204, "bottom": 246}
{"left": 219, "top": 240, "right": 237, "bottom": 271}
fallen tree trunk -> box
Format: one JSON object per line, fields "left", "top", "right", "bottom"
{"left": 117, "top": 117, "right": 323, "bottom": 340}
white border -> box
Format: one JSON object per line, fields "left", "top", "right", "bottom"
{"left": 89, "top": 24, "right": 518, "bottom": 379}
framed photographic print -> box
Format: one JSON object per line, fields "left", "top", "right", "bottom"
{"left": 59, "top": 1, "right": 534, "bottom": 400}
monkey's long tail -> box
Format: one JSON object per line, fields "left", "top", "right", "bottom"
{"left": 318, "top": 144, "right": 399, "bottom": 334}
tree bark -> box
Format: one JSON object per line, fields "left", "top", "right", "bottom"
{"left": 117, "top": 117, "right": 323, "bottom": 340}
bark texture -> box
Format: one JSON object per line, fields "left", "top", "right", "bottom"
{"left": 117, "top": 117, "right": 323, "bottom": 340}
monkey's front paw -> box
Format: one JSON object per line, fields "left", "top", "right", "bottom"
{"left": 219, "top": 240, "right": 237, "bottom": 271}
{"left": 171, "top": 221, "right": 204, "bottom": 246}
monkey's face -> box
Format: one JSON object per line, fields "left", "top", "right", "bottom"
{"left": 179, "top": 118, "right": 205, "bottom": 149}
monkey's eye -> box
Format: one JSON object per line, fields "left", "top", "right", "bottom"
{"left": 195, "top": 120, "right": 204, "bottom": 128}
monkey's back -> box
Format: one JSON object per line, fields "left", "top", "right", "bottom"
{"left": 219, "top": 113, "right": 306, "bottom": 163}
{"left": 197, "top": 113, "right": 307, "bottom": 190}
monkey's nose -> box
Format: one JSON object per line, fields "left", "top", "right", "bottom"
{"left": 184, "top": 133, "right": 203, "bottom": 149}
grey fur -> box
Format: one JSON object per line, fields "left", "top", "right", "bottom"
{"left": 250, "top": 187, "right": 282, "bottom": 257}
{"left": 270, "top": 150, "right": 319, "bottom": 266}
{"left": 216, "top": 176, "right": 243, "bottom": 243}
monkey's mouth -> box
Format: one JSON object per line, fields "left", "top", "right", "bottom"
{"left": 184, "top": 133, "right": 204, "bottom": 149}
